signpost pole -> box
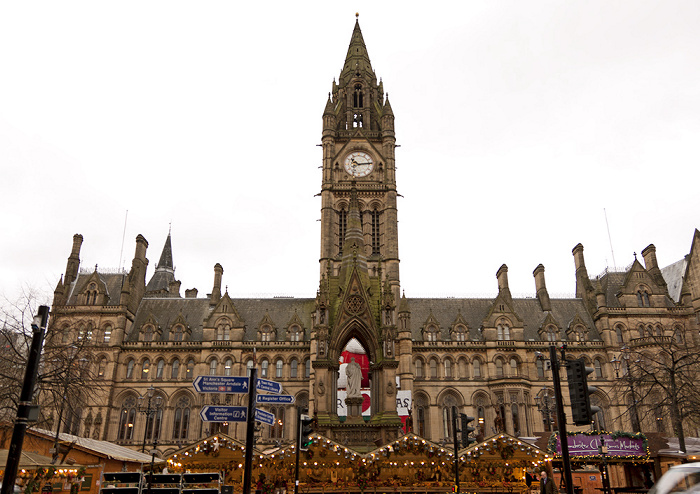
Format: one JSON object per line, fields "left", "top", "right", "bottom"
{"left": 294, "top": 406, "right": 301, "bottom": 494}
{"left": 550, "top": 345, "right": 574, "bottom": 494}
{"left": 242, "top": 368, "right": 257, "bottom": 494}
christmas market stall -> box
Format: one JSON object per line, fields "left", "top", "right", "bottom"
{"left": 456, "top": 434, "right": 551, "bottom": 493}
{"left": 167, "top": 434, "right": 257, "bottom": 488}
{"left": 547, "top": 431, "right": 652, "bottom": 494}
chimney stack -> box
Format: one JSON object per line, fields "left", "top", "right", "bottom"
{"left": 211, "top": 263, "right": 224, "bottom": 305}
{"left": 533, "top": 264, "right": 552, "bottom": 312}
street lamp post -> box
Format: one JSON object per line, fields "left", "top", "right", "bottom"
{"left": 535, "top": 388, "right": 555, "bottom": 432}
{"left": 137, "top": 386, "right": 163, "bottom": 453}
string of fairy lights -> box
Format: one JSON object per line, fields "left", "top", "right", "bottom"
{"left": 167, "top": 433, "right": 551, "bottom": 477}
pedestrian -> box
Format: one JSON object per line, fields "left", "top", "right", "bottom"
{"left": 540, "top": 471, "right": 558, "bottom": 494}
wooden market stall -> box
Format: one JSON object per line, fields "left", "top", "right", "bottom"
{"left": 165, "top": 433, "right": 550, "bottom": 494}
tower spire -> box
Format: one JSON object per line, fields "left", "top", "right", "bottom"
{"left": 339, "top": 15, "right": 375, "bottom": 86}
{"left": 145, "top": 231, "right": 176, "bottom": 294}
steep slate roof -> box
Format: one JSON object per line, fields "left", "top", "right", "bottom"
{"left": 146, "top": 234, "right": 177, "bottom": 294}
{"left": 406, "top": 297, "right": 598, "bottom": 342}
{"left": 66, "top": 272, "right": 126, "bottom": 306}
{"left": 128, "top": 297, "right": 316, "bottom": 342}
{"left": 661, "top": 257, "right": 688, "bottom": 303}
{"left": 596, "top": 271, "right": 626, "bottom": 308}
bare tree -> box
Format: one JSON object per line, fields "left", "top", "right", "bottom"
{"left": 612, "top": 325, "right": 700, "bottom": 454}
{"left": 0, "top": 289, "right": 104, "bottom": 456}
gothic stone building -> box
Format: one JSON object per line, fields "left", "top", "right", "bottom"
{"left": 47, "top": 19, "right": 700, "bottom": 457}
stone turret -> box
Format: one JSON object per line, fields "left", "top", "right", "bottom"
{"left": 641, "top": 244, "right": 668, "bottom": 291}
{"left": 120, "top": 235, "right": 149, "bottom": 315}
{"left": 210, "top": 263, "right": 224, "bottom": 306}
{"left": 496, "top": 264, "right": 513, "bottom": 305}
{"left": 533, "top": 264, "right": 552, "bottom": 312}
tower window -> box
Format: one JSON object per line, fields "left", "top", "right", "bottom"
{"left": 338, "top": 208, "right": 347, "bottom": 254}
{"left": 353, "top": 84, "right": 363, "bottom": 108}
{"left": 371, "top": 209, "right": 380, "bottom": 254}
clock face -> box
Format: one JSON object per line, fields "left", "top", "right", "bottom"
{"left": 344, "top": 151, "right": 374, "bottom": 177}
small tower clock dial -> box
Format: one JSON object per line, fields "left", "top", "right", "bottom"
{"left": 344, "top": 151, "right": 374, "bottom": 178}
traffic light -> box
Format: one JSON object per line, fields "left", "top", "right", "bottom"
{"left": 567, "top": 358, "right": 600, "bottom": 425}
{"left": 299, "top": 412, "right": 314, "bottom": 451}
{"left": 460, "top": 414, "right": 476, "bottom": 447}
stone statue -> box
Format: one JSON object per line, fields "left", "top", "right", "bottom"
{"left": 346, "top": 358, "right": 362, "bottom": 398}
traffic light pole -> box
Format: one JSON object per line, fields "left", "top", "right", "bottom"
{"left": 242, "top": 368, "right": 257, "bottom": 494}
{"left": 550, "top": 345, "right": 574, "bottom": 494}
{"left": 451, "top": 407, "right": 460, "bottom": 494}
{"left": 294, "top": 407, "right": 302, "bottom": 494}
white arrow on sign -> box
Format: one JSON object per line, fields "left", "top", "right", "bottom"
{"left": 256, "top": 378, "right": 283, "bottom": 394}
{"left": 256, "top": 394, "right": 295, "bottom": 405}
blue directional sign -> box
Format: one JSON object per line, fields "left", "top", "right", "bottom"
{"left": 256, "top": 378, "right": 282, "bottom": 394}
{"left": 193, "top": 376, "right": 250, "bottom": 394}
{"left": 256, "top": 394, "right": 295, "bottom": 405}
{"left": 254, "top": 408, "right": 275, "bottom": 426}
{"left": 200, "top": 406, "right": 248, "bottom": 422}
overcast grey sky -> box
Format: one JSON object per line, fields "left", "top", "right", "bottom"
{"left": 1, "top": 1, "right": 699, "bottom": 306}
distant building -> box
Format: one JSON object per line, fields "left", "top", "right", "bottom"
{"left": 46, "top": 19, "right": 700, "bottom": 459}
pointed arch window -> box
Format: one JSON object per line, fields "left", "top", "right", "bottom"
{"left": 118, "top": 396, "right": 137, "bottom": 440}
{"left": 536, "top": 359, "right": 545, "bottom": 379}
{"left": 473, "top": 359, "right": 481, "bottom": 379}
{"left": 353, "top": 84, "right": 363, "bottom": 108}
{"left": 276, "top": 359, "right": 283, "bottom": 378}
{"left": 209, "top": 358, "right": 218, "bottom": 376}
{"left": 495, "top": 358, "right": 504, "bottom": 378}
{"left": 97, "top": 357, "right": 107, "bottom": 378}
{"left": 126, "top": 359, "right": 135, "bottom": 379}
{"left": 414, "top": 359, "right": 423, "bottom": 379}
{"left": 217, "top": 323, "right": 231, "bottom": 341}
{"left": 290, "top": 359, "right": 298, "bottom": 378}
{"left": 172, "top": 397, "right": 191, "bottom": 440}
{"left": 143, "top": 325, "right": 154, "bottom": 342}
{"left": 304, "top": 359, "right": 311, "bottom": 379}
{"left": 224, "top": 358, "right": 233, "bottom": 376}
{"left": 261, "top": 359, "right": 269, "bottom": 378}
{"left": 171, "top": 359, "right": 180, "bottom": 379}
{"left": 441, "top": 395, "right": 458, "bottom": 439}
{"left": 594, "top": 358, "right": 604, "bottom": 379}
{"left": 615, "top": 325, "right": 624, "bottom": 344}
{"left": 510, "top": 357, "right": 518, "bottom": 376}
{"left": 415, "top": 395, "right": 429, "bottom": 438}
{"left": 636, "top": 287, "right": 651, "bottom": 307}
{"left": 429, "top": 358, "right": 438, "bottom": 379}
{"left": 156, "top": 359, "right": 165, "bottom": 380}
{"left": 246, "top": 360, "right": 254, "bottom": 376}
{"left": 289, "top": 325, "right": 302, "bottom": 342}
{"left": 172, "top": 325, "right": 184, "bottom": 342}
{"left": 497, "top": 323, "right": 511, "bottom": 341}
{"left": 141, "top": 359, "right": 150, "bottom": 380}
{"left": 444, "top": 359, "right": 452, "bottom": 379}
{"left": 185, "top": 359, "right": 195, "bottom": 380}
{"left": 102, "top": 325, "right": 112, "bottom": 344}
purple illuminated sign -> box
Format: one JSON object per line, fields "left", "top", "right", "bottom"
{"left": 554, "top": 434, "right": 647, "bottom": 458}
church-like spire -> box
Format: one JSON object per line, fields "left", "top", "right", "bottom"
{"left": 156, "top": 233, "right": 174, "bottom": 272}
{"left": 146, "top": 232, "right": 177, "bottom": 295}
{"left": 339, "top": 15, "right": 376, "bottom": 86}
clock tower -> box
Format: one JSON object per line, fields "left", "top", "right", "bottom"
{"left": 312, "top": 16, "right": 403, "bottom": 447}
{"left": 319, "top": 16, "right": 399, "bottom": 305}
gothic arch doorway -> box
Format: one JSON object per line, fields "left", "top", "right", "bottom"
{"left": 337, "top": 338, "right": 371, "bottom": 421}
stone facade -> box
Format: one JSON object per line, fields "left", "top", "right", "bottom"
{"left": 46, "top": 19, "right": 700, "bottom": 457}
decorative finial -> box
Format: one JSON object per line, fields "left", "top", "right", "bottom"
{"left": 169, "top": 222, "right": 172, "bottom": 235}
{"left": 633, "top": 252, "right": 637, "bottom": 260}
{"left": 356, "top": 12, "right": 359, "bottom": 18}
